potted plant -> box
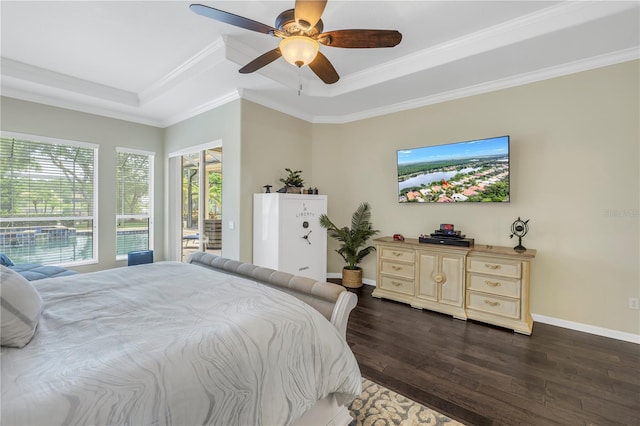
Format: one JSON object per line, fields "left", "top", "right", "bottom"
{"left": 280, "top": 168, "right": 305, "bottom": 193}
{"left": 319, "top": 202, "right": 379, "bottom": 288}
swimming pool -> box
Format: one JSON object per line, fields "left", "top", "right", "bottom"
{"left": 1, "top": 231, "right": 149, "bottom": 265}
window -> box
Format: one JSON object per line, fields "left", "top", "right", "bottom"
{"left": 0, "top": 132, "right": 98, "bottom": 266}
{"left": 116, "top": 148, "right": 154, "bottom": 258}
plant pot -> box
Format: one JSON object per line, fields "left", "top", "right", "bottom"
{"left": 286, "top": 186, "right": 302, "bottom": 194}
{"left": 342, "top": 267, "right": 363, "bottom": 289}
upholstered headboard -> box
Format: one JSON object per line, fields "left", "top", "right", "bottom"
{"left": 187, "top": 252, "right": 357, "bottom": 339}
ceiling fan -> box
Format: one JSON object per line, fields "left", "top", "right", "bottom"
{"left": 189, "top": 1, "right": 402, "bottom": 84}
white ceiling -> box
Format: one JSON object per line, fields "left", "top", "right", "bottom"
{"left": 1, "top": 1, "right": 638, "bottom": 128}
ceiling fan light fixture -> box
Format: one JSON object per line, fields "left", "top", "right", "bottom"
{"left": 279, "top": 36, "right": 319, "bottom": 68}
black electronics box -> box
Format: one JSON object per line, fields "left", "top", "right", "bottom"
{"left": 419, "top": 236, "right": 475, "bottom": 247}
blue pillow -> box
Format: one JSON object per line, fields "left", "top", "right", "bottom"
{"left": 0, "top": 254, "right": 14, "bottom": 267}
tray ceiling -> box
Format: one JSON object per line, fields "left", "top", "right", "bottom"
{"left": 1, "top": 1, "right": 638, "bottom": 127}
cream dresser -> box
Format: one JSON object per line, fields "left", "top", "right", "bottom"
{"left": 373, "top": 237, "right": 536, "bottom": 334}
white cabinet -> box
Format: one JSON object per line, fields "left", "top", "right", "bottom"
{"left": 253, "top": 193, "right": 327, "bottom": 282}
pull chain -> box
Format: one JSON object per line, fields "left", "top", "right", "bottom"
{"left": 297, "top": 66, "right": 303, "bottom": 96}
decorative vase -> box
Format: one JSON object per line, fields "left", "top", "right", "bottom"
{"left": 342, "top": 267, "right": 363, "bottom": 289}
{"left": 286, "top": 186, "right": 302, "bottom": 194}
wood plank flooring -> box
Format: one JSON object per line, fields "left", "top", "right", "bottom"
{"left": 340, "top": 283, "right": 640, "bottom": 426}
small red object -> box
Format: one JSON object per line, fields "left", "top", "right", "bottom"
{"left": 393, "top": 234, "right": 404, "bottom": 241}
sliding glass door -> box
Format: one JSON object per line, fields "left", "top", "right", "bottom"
{"left": 180, "top": 147, "right": 222, "bottom": 262}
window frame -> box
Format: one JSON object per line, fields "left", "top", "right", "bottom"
{"left": 115, "top": 147, "right": 155, "bottom": 261}
{"left": 0, "top": 131, "right": 99, "bottom": 267}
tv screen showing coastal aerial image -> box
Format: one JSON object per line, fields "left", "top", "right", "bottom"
{"left": 397, "top": 135, "right": 510, "bottom": 203}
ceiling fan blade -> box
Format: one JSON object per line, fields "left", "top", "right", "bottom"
{"left": 239, "top": 48, "right": 283, "bottom": 74}
{"left": 294, "top": 0, "right": 327, "bottom": 30}
{"left": 308, "top": 51, "right": 339, "bottom": 84}
{"left": 318, "top": 29, "right": 402, "bottom": 48}
{"left": 189, "top": 4, "right": 277, "bottom": 35}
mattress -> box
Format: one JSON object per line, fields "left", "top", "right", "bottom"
{"left": 1, "top": 261, "right": 362, "bottom": 425}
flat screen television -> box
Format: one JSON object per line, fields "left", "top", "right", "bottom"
{"left": 397, "top": 135, "right": 510, "bottom": 203}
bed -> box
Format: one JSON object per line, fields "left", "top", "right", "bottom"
{"left": 0, "top": 252, "right": 362, "bottom": 426}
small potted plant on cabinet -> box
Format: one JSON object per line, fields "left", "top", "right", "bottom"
{"left": 319, "top": 202, "right": 379, "bottom": 288}
{"left": 280, "top": 168, "right": 305, "bottom": 193}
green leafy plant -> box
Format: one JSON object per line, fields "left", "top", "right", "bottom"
{"left": 319, "top": 202, "right": 379, "bottom": 270}
{"left": 280, "top": 168, "right": 304, "bottom": 187}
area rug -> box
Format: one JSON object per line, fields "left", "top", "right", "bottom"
{"left": 348, "top": 378, "right": 464, "bottom": 426}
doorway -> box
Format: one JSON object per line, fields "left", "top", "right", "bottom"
{"left": 181, "top": 147, "right": 222, "bottom": 262}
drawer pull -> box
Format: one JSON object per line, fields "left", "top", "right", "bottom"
{"left": 391, "top": 281, "right": 403, "bottom": 287}
{"left": 485, "top": 280, "right": 501, "bottom": 287}
{"left": 392, "top": 251, "right": 404, "bottom": 257}
{"left": 484, "top": 300, "right": 500, "bottom": 307}
{"left": 484, "top": 263, "right": 501, "bottom": 270}
{"left": 391, "top": 265, "right": 402, "bottom": 271}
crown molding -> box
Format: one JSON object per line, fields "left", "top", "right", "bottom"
{"left": 240, "top": 89, "right": 315, "bottom": 123}
{"left": 308, "top": 48, "right": 640, "bottom": 124}
{"left": 138, "top": 38, "right": 227, "bottom": 105}
{"left": 3, "top": 48, "right": 636, "bottom": 128}
{"left": 161, "top": 89, "right": 242, "bottom": 127}
{"left": 1, "top": 58, "right": 139, "bottom": 106}
{"left": 0, "top": 86, "right": 163, "bottom": 127}
{"left": 1, "top": 1, "right": 636, "bottom": 128}
{"left": 311, "top": 0, "right": 639, "bottom": 98}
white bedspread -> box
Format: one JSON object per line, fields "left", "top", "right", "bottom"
{"left": 1, "top": 262, "right": 362, "bottom": 425}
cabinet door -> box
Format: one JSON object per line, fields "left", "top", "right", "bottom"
{"left": 418, "top": 251, "right": 464, "bottom": 306}
{"left": 440, "top": 254, "right": 464, "bottom": 307}
{"left": 417, "top": 252, "right": 438, "bottom": 301}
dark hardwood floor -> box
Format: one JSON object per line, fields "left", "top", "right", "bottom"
{"left": 340, "top": 283, "right": 640, "bottom": 426}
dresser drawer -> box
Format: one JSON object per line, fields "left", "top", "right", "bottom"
{"left": 468, "top": 257, "right": 521, "bottom": 278}
{"left": 466, "top": 291, "right": 520, "bottom": 319}
{"left": 467, "top": 273, "right": 521, "bottom": 298}
{"left": 380, "top": 275, "right": 415, "bottom": 296}
{"left": 380, "top": 260, "right": 414, "bottom": 279}
{"left": 379, "top": 245, "right": 415, "bottom": 262}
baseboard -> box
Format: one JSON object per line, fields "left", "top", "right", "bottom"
{"left": 327, "top": 272, "right": 377, "bottom": 287}
{"left": 532, "top": 314, "right": 640, "bottom": 344}
{"left": 327, "top": 273, "right": 640, "bottom": 344}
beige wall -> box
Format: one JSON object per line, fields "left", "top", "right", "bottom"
{"left": 240, "top": 100, "right": 312, "bottom": 262}
{"left": 0, "top": 97, "right": 165, "bottom": 272}
{"left": 162, "top": 99, "right": 310, "bottom": 262}
{"left": 311, "top": 60, "right": 639, "bottom": 336}
{"left": 2, "top": 60, "right": 637, "bottom": 338}
{"left": 163, "top": 100, "right": 242, "bottom": 259}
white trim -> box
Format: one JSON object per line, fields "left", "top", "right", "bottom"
{"left": 168, "top": 142, "right": 223, "bottom": 260}
{"left": 0, "top": 130, "right": 99, "bottom": 149}
{"left": 115, "top": 148, "right": 154, "bottom": 257}
{"left": 1, "top": 58, "right": 138, "bottom": 106}
{"left": 162, "top": 91, "right": 241, "bottom": 128}
{"left": 0, "top": 85, "right": 164, "bottom": 128}
{"left": 0, "top": 132, "right": 99, "bottom": 265}
{"left": 168, "top": 140, "right": 222, "bottom": 158}
{"left": 198, "top": 150, "right": 207, "bottom": 252}
{"left": 0, "top": 216, "right": 95, "bottom": 223}
{"left": 532, "top": 314, "right": 640, "bottom": 345}
{"left": 335, "top": 275, "right": 640, "bottom": 344}
{"left": 139, "top": 38, "right": 226, "bottom": 106}
{"left": 308, "top": 48, "right": 640, "bottom": 124}
{"left": 94, "top": 145, "right": 99, "bottom": 264}
{"left": 167, "top": 156, "right": 182, "bottom": 261}
{"left": 116, "top": 146, "right": 155, "bottom": 157}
